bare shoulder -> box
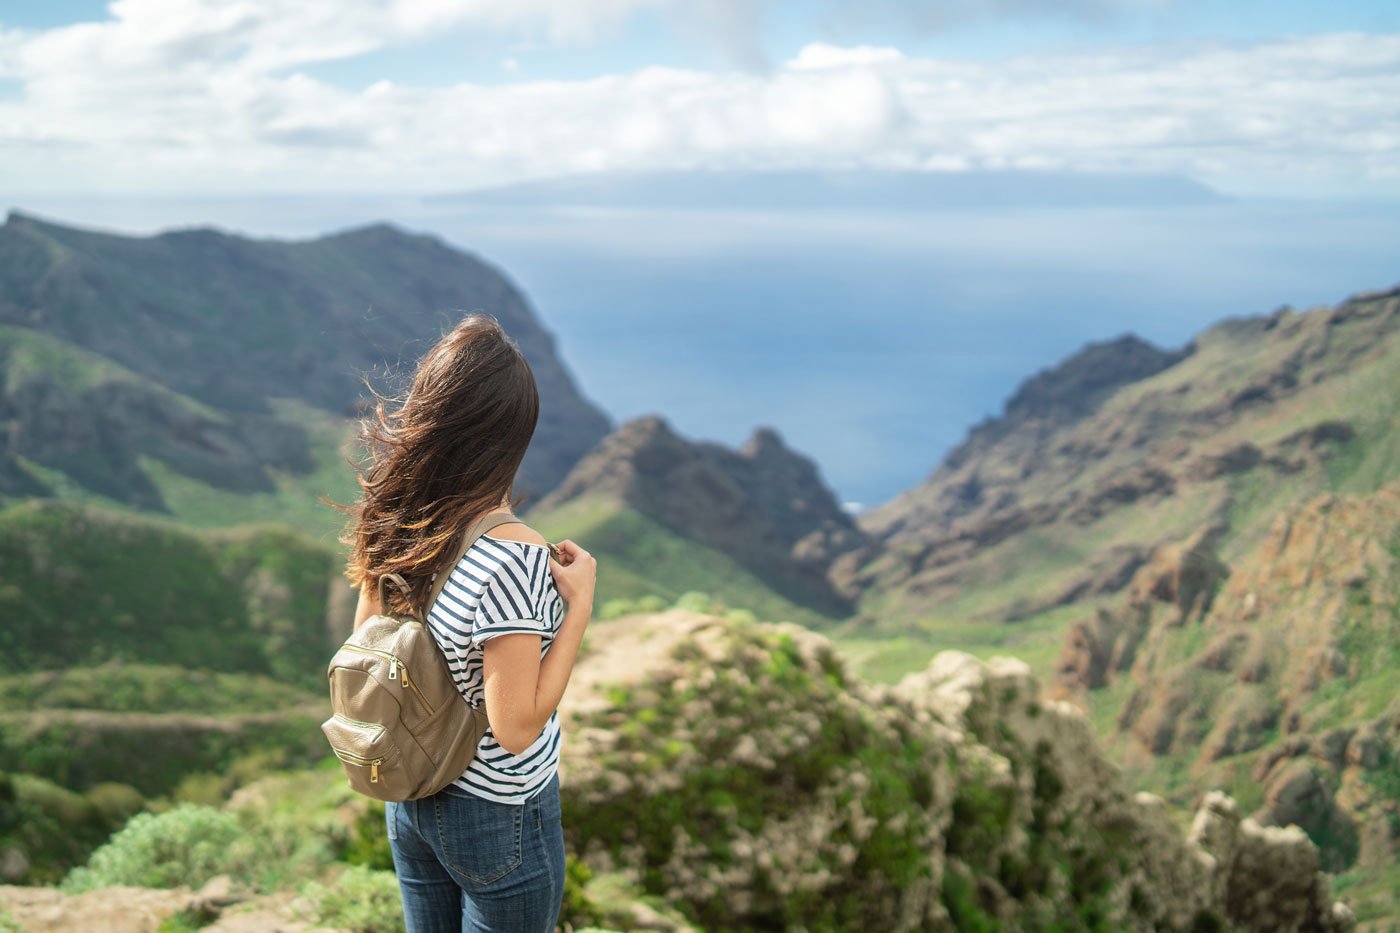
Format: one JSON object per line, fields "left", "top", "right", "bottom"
{"left": 483, "top": 519, "right": 549, "bottom": 549}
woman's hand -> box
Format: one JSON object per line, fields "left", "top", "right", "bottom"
{"left": 548, "top": 539, "right": 596, "bottom": 615}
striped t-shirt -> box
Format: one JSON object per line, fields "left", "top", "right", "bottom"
{"left": 425, "top": 531, "right": 565, "bottom": 804}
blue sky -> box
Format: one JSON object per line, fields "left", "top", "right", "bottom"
{"left": 6, "top": 1, "right": 1399, "bottom": 81}
{"left": 1, "top": 0, "right": 1398, "bottom": 198}
{"left": 2, "top": 1, "right": 1399, "bottom": 507}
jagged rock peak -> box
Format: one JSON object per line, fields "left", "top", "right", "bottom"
{"left": 612, "top": 413, "right": 676, "bottom": 442}
{"left": 530, "top": 413, "right": 866, "bottom": 616}
{"left": 739, "top": 425, "right": 787, "bottom": 458}
{"left": 947, "top": 332, "right": 1192, "bottom": 466}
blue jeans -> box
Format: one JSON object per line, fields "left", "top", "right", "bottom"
{"left": 385, "top": 771, "right": 565, "bottom": 932}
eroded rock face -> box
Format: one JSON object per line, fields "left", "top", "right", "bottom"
{"left": 556, "top": 610, "right": 1355, "bottom": 931}
{"left": 839, "top": 286, "right": 1399, "bottom": 626}
{"left": 1051, "top": 479, "right": 1400, "bottom": 881}
{"left": 529, "top": 415, "right": 866, "bottom": 615}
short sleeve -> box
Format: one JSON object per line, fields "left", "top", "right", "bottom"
{"left": 471, "top": 546, "right": 551, "bottom": 648}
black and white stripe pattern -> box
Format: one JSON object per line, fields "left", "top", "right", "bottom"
{"left": 425, "top": 533, "right": 566, "bottom": 804}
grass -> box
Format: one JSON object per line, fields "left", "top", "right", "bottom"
{"left": 525, "top": 492, "right": 844, "bottom": 628}
{"left": 830, "top": 597, "right": 1107, "bottom": 689}
{"left": 0, "top": 324, "right": 219, "bottom": 419}
{"left": 138, "top": 397, "right": 361, "bottom": 546}
{"left": 0, "top": 663, "right": 324, "bottom": 714}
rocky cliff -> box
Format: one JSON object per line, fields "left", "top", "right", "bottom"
{"left": 527, "top": 414, "right": 867, "bottom": 617}
{"left": 1051, "top": 477, "right": 1400, "bottom": 891}
{"left": 0, "top": 211, "right": 612, "bottom": 509}
{"left": 835, "top": 284, "right": 1400, "bottom": 629}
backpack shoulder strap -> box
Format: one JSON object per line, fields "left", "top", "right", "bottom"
{"left": 420, "top": 511, "right": 525, "bottom": 620}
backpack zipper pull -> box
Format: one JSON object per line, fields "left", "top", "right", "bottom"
{"left": 371, "top": 760, "right": 380, "bottom": 783}
{"left": 389, "top": 658, "right": 399, "bottom": 680}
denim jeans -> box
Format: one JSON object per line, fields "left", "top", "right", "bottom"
{"left": 386, "top": 771, "right": 565, "bottom": 932}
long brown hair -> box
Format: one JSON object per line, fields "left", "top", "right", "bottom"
{"left": 325, "top": 313, "right": 539, "bottom": 616}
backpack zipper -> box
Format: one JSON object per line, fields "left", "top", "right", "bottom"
{"left": 332, "top": 747, "right": 387, "bottom": 783}
{"left": 342, "top": 645, "right": 436, "bottom": 716}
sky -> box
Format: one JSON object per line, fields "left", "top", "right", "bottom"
{"left": 1, "top": 0, "right": 1399, "bottom": 199}
{"left": 2, "top": 1, "right": 1399, "bottom": 511}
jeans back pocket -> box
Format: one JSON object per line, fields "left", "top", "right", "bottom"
{"left": 433, "top": 785, "right": 524, "bottom": 885}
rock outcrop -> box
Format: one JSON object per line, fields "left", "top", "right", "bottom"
{"left": 554, "top": 609, "right": 1356, "bottom": 930}
{"left": 1051, "top": 478, "right": 1400, "bottom": 879}
{"left": 529, "top": 414, "right": 867, "bottom": 616}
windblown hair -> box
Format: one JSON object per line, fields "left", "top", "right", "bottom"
{"left": 326, "top": 313, "right": 539, "bottom": 617}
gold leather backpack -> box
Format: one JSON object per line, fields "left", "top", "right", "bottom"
{"left": 321, "top": 510, "right": 523, "bottom": 801}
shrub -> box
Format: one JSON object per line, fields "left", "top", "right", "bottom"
{"left": 672, "top": 590, "right": 714, "bottom": 612}
{"left": 599, "top": 598, "right": 637, "bottom": 620}
{"left": 560, "top": 853, "right": 605, "bottom": 930}
{"left": 297, "top": 864, "right": 405, "bottom": 933}
{"left": 61, "top": 803, "right": 246, "bottom": 892}
{"left": 635, "top": 594, "right": 668, "bottom": 612}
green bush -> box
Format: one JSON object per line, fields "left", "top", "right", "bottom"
{"left": 297, "top": 864, "right": 405, "bottom": 933}
{"left": 634, "top": 594, "right": 668, "bottom": 612}
{"left": 599, "top": 598, "right": 638, "bottom": 620}
{"left": 672, "top": 590, "right": 714, "bottom": 612}
{"left": 0, "top": 772, "right": 126, "bottom": 884}
{"left": 61, "top": 803, "right": 246, "bottom": 892}
{"left": 560, "top": 853, "right": 605, "bottom": 930}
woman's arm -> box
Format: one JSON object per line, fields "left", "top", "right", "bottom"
{"left": 353, "top": 581, "right": 379, "bottom": 632}
{"left": 481, "top": 603, "right": 591, "bottom": 755}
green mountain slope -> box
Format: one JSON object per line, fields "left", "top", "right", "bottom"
{"left": 1051, "top": 478, "right": 1400, "bottom": 893}
{"left": 837, "top": 284, "right": 1400, "bottom": 635}
{"left": 0, "top": 210, "right": 612, "bottom": 505}
{"left": 0, "top": 499, "right": 340, "bottom": 687}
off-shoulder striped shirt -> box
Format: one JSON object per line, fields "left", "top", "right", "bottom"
{"left": 424, "top": 532, "right": 565, "bottom": 804}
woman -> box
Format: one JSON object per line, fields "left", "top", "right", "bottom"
{"left": 334, "top": 312, "right": 597, "bottom": 932}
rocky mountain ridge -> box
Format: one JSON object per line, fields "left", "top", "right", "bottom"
{"left": 527, "top": 413, "right": 867, "bottom": 616}
{"left": 0, "top": 210, "right": 612, "bottom": 510}
{"left": 1052, "top": 477, "right": 1400, "bottom": 880}
{"left": 551, "top": 609, "right": 1355, "bottom": 929}
{"left": 834, "top": 283, "right": 1400, "bottom": 628}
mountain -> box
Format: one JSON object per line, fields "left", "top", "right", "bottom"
{"left": 823, "top": 281, "right": 1400, "bottom": 918}
{"left": 836, "top": 284, "right": 1400, "bottom": 630}
{"left": 522, "top": 414, "right": 866, "bottom": 620}
{"left": 436, "top": 168, "right": 1229, "bottom": 212}
{"left": 1051, "top": 478, "right": 1400, "bottom": 882}
{"left": 0, "top": 210, "right": 612, "bottom": 514}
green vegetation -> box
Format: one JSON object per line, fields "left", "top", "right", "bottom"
{"left": 297, "top": 864, "right": 406, "bottom": 933}
{"left": 0, "top": 499, "right": 339, "bottom": 689}
{"left": 563, "top": 620, "right": 939, "bottom": 930}
{"left": 0, "top": 663, "right": 321, "bottom": 714}
{"left": 0, "top": 705, "right": 330, "bottom": 796}
{"left": 61, "top": 803, "right": 246, "bottom": 893}
{"left": 0, "top": 770, "right": 144, "bottom": 884}
{"left": 527, "top": 493, "right": 841, "bottom": 628}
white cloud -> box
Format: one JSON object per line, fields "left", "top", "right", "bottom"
{"left": 0, "top": 3, "right": 1397, "bottom": 196}
{"left": 786, "top": 42, "right": 904, "bottom": 71}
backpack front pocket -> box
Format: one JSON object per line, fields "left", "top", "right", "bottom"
{"left": 322, "top": 713, "right": 408, "bottom": 799}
